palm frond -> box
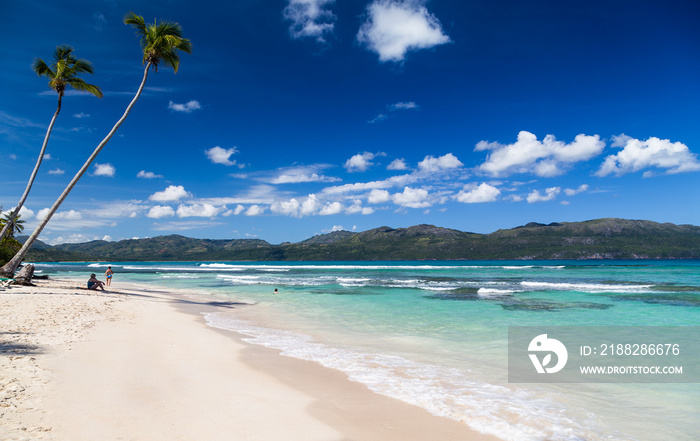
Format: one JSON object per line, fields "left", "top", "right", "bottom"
{"left": 32, "top": 58, "right": 54, "bottom": 78}
{"left": 53, "top": 45, "right": 74, "bottom": 62}
{"left": 125, "top": 12, "right": 191, "bottom": 73}
{"left": 66, "top": 78, "right": 103, "bottom": 99}
{"left": 33, "top": 46, "right": 100, "bottom": 97}
{"left": 71, "top": 59, "right": 94, "bottom": 75}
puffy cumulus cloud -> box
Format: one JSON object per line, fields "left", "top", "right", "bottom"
{"left": 16, "top": 206, "right": 35, "bottom": 220}
{"left": 564, "top": 184, "right": 589, "bottom": 196}
{"left": 176, "top": 203, "right": 226, "bottom": 218}
{"left": 168, "top": 100, "right": 201, "bottom": 113}
{"left": 367, "top": 188, "right": 391, "bottom": 204}
{"left": 245, "top": 205, "right": 266, "bottom": 216}
{"left": 92, "top": 163, "right": 115, "bottom": 177}
{"left": 283, "top": 0, "right": 336, "bottom": 43}
{"left": 48, "top": 168, "right": 64, "bottom": 175}
{"left": 346, "top": 200, "right": 375, "bottom": 215}
{"left": 387, "top": 158, "right": 408, "bottom": 170}
{"left": 319, "top": 201, "right": 343, "bottom": 215}
{"left": 44, "top": 233, "right": 92, "bottom": 245}
{"left": 270, "top": 194, "right": 326, "bottom": 217}
{"left": 417, "top": 153, "right": 463, "bottom": 172}
{"left": 357, "top": 0, "right": 450, "bottom": 62}
{"left": 392, "top": 186, "right": 431, "bottom": 208}
{"left": 271, "top": 198, "right": 303, "bottom": 217}
{"left": 149, "top": 185, "right": 191, "bottom": 202}
{"left": 37, "top": 208, "right": 81, "bottom": 222}
{"left": 596, "top": 135, "right": 700, "bottom": 177}
{"left": 137, "top": 170, "right": 164, "bottom": 179}
{"left": 455, "top": 183, "right": 501, "bottom": 203}
{"left": 344, "top": 152, "right": 384, "bottom": 172}
{"left": 476, "top": 131, "right": 605, "bottom": 177}
{"left": 146, "top": 206, "right": 175, "bottom": 219}
{"left": 526, "top": 187, "right": 561, "bottom": 203}
{"left": 284, "top": 0, "right": 335, "bottom": 42}
{"left": 205, "top": 146, "right": 241, "bottom": 167}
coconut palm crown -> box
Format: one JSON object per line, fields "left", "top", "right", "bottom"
{"left": 124, "top": 12, "right": 192, "bottom": 73}
{"left": 32, "top": 45, "right": 103, "bottom": 98}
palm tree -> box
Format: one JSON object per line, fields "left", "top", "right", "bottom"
{"left": 0, "top": 211, "right": 26, "bottom": 238}
{"left": 0, "top": 13, "right": 191, "bottom": 277}
{"left": 0, "top": 46, "right": 102, "bottom": 243}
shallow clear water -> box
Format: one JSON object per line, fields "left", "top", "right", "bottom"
{"left": 36, "top": 260, "right": 700, "bottom": 441}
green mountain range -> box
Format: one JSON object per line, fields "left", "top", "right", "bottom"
{"left": 22, "top": 218, "right": 700, "bottom": 262}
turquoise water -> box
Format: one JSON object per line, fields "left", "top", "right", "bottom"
{"left": 36, "top": 260, "right": 700, "bottom": 441}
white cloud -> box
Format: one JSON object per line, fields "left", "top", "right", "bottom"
{"left": 526, "top": 187, "right": 561, "bottom": 203}
{"left": 387, "top": 158, "right": 408, "bottom": 170}
{"left": 346, "top": 200, "right": 375, "bottom": 215}
{"left": 271, "top": 198, "right": 302, "bottom": 217}
{"left": 389, "top": 101, "right": 418, "bottom": 110}
{"left": 168, "top": 100, "right": 201, "bottom": 113}
{"left": 48, "top": 168, "right": 65, "bottom": 175}
{"left": 301, "top": 194, "right": 322, "bottom": 215}
{"left": 102, "top": 235, "right": 112, "bottom": 241}
{"left": 283, "top": 0, "right": 336, "bottom": 43}
{"left": 322, "top": 173, "right": 416, "bottom": 196}
{"left": 417, "top": 153, "right": 463, "bottom": 172}
{"left": 176, "top": 203, "right": 225, "bottom": 218}
{"left": 149, "top": 185, "right": 191, "bottom": 202}
{"left": 137, "top": 170, "right": 164, "bottom": 179}
{"left": 357, "top": 0, "right": 450, "bottom": 62}
{"left": 392, "top": 186, "right": 431, "bottom": 208}
{"left": 91, "top": 12, "right": 106, "bottom": 31}
{"left": 73, "top": 112, "right": 90, "bottom": 119}
{"left": 344, "top": 152, "right": 382, "bottom": 172}
{"left": 564, "top": 184, "right": 589, "bottom": 196}
{"left": 319, "top": 201, "right": 343, "bottom": 215}
{"left": 371, "top": 102, "right": 419, "bottom": 123}
{"left": 205, "top": 146, "right": 240, "bottom": 166}
{"left": 92, "top": 163, "right": 115, "bottom": 177}
{"left": 455, "top": 183, "right": 501, "bottom": 203}
{"left": 367, "top": 188, "right": 391, "bottom": 203}
{"left": 596, "top": 135, "right": 700, "bottom": 176}
{"left": 147, "top": 206, "right": 176, "bottom": 219}
{"left": 43, "top": 154, "right": 52, "bottom": 160}
{"left": 368, "top": 113, "right": 388, "bottom": 124}
{"left": 476, "top": 131, "right": 606, "bottom": 177}
{"left": 245, "top": 205, "right": 266, "bottom": 216}
{"left": 270, "top": 166, "right": 340, "bottom": 184}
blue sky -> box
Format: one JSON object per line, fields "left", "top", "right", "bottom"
{"left": 2, "top": 0, "right": 700, "bottom": 245}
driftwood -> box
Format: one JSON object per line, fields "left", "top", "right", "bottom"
{"left": 12, "top": 264, "right": 35, "bottom": 286}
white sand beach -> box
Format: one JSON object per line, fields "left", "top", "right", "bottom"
{"left": 0, "top": 279, "right": 498, "bottom": 441}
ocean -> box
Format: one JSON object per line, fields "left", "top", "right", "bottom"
{"left": 35, "top": 260, "right": 700, "bottom": 441}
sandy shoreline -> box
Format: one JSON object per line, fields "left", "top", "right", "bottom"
{"left": 1, "top": 279, "right": 497, "bottom": 441}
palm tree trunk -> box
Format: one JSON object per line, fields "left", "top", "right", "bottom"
{"left": 0, "top": 64, "right": 151, "bottom": 277}
{"left": 0, "top": 95, "right": 63, "bottom": 242}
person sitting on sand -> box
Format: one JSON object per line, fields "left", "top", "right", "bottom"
{"left": 88, "top": 274, "right": 105, "bottom": 291}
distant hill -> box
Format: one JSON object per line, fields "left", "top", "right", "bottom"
{"left": 22, "top": 218, "right": 700, "bottom": 262}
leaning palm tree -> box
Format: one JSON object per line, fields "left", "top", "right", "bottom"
{"left": 0, "top": 46, "right": 102, "bottom": 243}
{"left": 0, "top": 13, "right": 191, "bottom": 277}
